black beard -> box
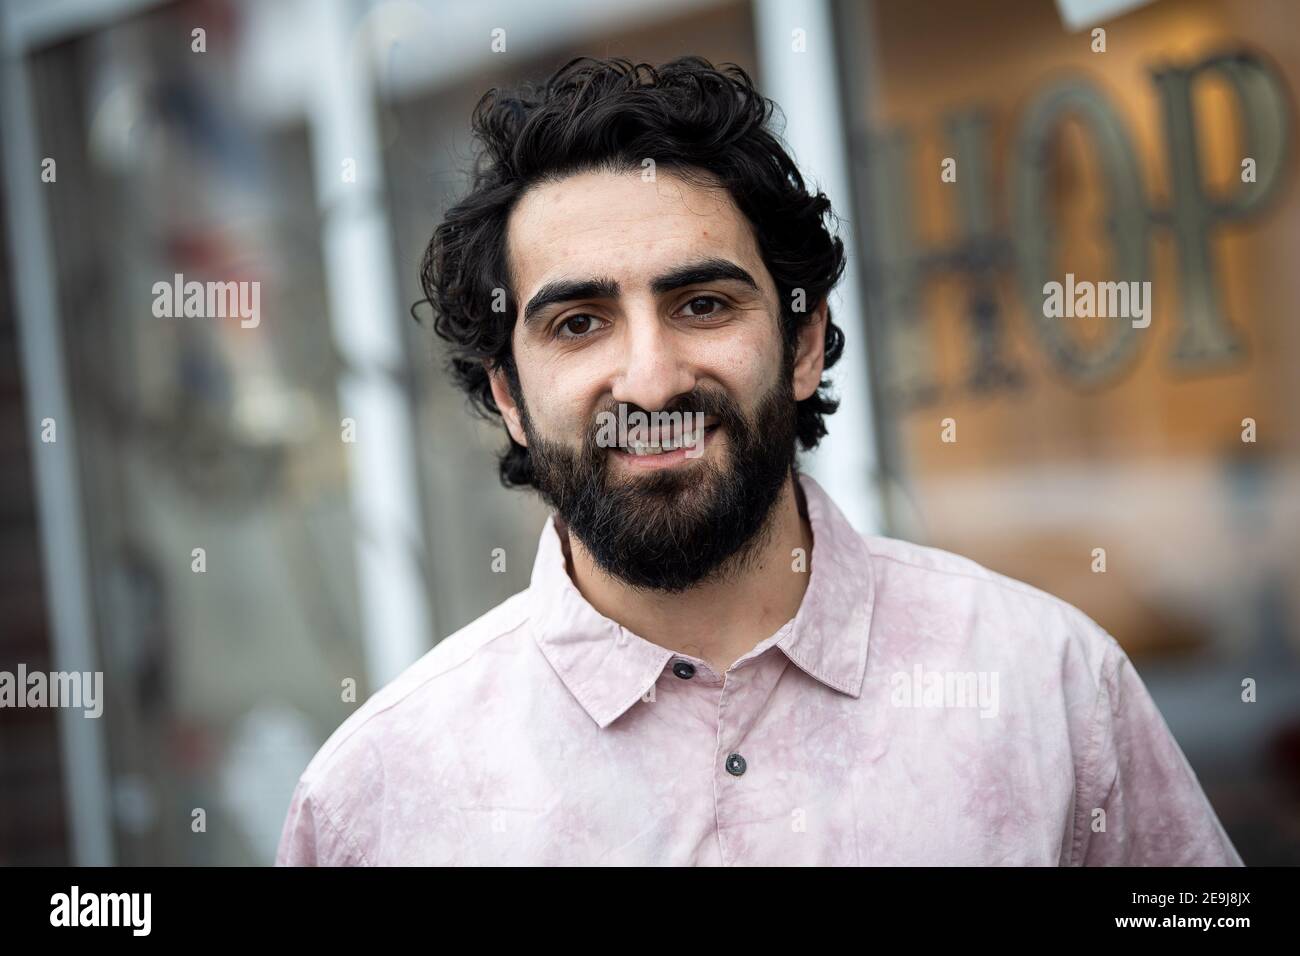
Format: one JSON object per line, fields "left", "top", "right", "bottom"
{"left": 519, "top": 375, "right": 799, "bottom": 593}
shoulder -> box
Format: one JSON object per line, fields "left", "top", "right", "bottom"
{"left": 864, "top": 532, "right": 1077, "bottom": 607}
{"left": 862, "top": 531, "right": 1120, "bottom": 681}
{"left": 295, "top": 588, "right": 534, "bottom": 803}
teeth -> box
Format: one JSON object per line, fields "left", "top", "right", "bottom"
{"left": 624, "top": 430, "right": 698, "bottom": 455}
{"left": 616, "top": 416, "right": 712, "bottom": 455}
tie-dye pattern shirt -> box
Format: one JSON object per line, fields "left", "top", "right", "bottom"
{"left": 276, "top": 473, "right": 1243, "bottom": 866}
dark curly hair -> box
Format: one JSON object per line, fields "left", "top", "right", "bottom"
{"left": 415, "top": 54, "right": 848, "bottom": 489}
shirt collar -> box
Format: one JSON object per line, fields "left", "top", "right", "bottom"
{"left": 529, "top": 471, "right": 876, "bottom": 728}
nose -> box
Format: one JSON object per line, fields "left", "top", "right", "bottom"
{"left": 609, "top": 309, "right": 698, "bottom": 413}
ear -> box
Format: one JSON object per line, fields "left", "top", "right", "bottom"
{"left": 791, "top": 296, "right": 828, "bottom": 402}
{"left": 486, "top": 360, "right": 528, "bottom": 447}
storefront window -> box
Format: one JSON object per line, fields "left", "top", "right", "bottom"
{"left": 29, "top": 4, "right": 367, "bottom": 864}
{"left": 838, "top": 0, "right": 1300, "bottom": 863}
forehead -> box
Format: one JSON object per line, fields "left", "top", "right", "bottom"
{"left": 505, "top": 168, "right": 766, "bottom": 299}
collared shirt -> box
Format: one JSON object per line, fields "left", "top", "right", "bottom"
{"left": 276, "top": 472, "right": 1243, "bottom": 866}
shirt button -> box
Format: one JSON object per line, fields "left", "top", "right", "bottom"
{"left": 725, "top": 753, "right": 747, "bottom": 776}
{"left": 672, "top": 660, "right": 696, "bottom": 680}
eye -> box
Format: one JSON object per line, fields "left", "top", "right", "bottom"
{"left": 552, "top": 313, "right": 605, "bottom": 341}
{"left": 678, "top": 295, "right": 729, "bottom": 320}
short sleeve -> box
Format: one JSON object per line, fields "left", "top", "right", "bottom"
{"left": 275, "top": 777, "right": 370, "bottom": 867}
{"left": 1073, "top": 637, "right": 1243, "bottom": 866}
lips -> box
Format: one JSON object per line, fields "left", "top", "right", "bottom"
{"left": 617, "top": 423, "right": 720, "bottom": 459}
{"left": 615, "top": 416, "right": 719, "bottom": 455}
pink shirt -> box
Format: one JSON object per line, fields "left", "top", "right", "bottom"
{"left": 276, "top": 473, "right": 1243, "bottom": 865}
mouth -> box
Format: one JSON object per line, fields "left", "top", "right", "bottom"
{"left": 612, "top": 422, "right": 721, "bottom": 469}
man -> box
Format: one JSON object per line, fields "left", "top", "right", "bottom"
{"left": 277, "top": 55, "right": 1242, "bottom": 866}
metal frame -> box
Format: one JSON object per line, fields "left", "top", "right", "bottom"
{"left": 0, "top": 0, "right": 153, "bottom": 867}
{"left": 753, "top": 0, "right": 884, "bottom": 535}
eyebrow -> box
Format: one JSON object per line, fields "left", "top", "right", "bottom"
{"left": 520, "top": 257, "right": 761, "bottom": 329}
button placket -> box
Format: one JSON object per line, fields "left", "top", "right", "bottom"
{"left": 712, "top": 667, "right": 753, "bottom": 865}
{"left": 716, "top": 669, "right": 746, "bottom": 780}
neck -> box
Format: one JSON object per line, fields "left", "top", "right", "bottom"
{"left": 559, "top": 472, "right": 814, "bottom": 674}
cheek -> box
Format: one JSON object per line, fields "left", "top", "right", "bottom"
{"left": 695, "top": 325, "right": 779, "bottom": 398}
{"left": 518, "top": 335, "right": 624, "bottom": 435}
{"left": 512, "top": 341, "right": 564, "bottom": 429}
{"left": 517, "top": 367, "right": 602, "bottom": 440}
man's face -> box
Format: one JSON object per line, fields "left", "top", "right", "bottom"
{"left": 490, "top": 168, "right": 825, "bottom": 592}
